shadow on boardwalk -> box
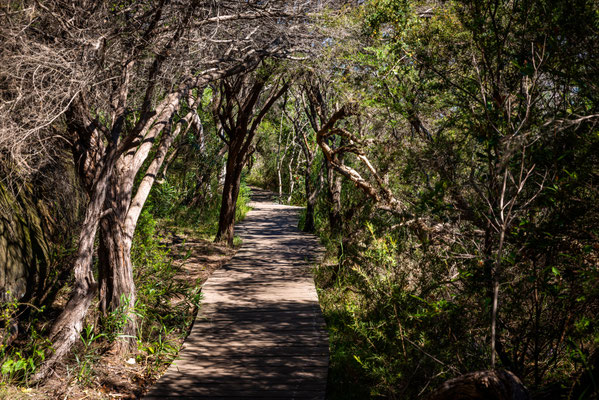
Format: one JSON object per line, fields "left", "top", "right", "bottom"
{"left": 144, "top": 188, "right": 328, "bottom": 400}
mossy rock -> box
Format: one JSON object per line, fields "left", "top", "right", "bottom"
{"left": 0, "top": 183, "right": 49, "bottom": 302}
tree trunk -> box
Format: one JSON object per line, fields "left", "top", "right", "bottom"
{"left": 287, "top": 147, "right": 298, "bottom": 203}
{"left": 215, "top": 146, "right": 243, "bottom": 246}
{"left": 297, "top": 118, "right": 318, "bottom": 233}
{"left": 98, "top": 213, "right": 136, "bottom": 352}
{"left": 97, "top": 160, "right": 138, "bottom": 352}
{"left": 325, "top": 156, "right": 343, "bottom": 237}
{"left": 212, "top": 72, "right": 289, "bottom": 245}
{"left": 98, "top": 121, "right": 183, "bottom": 352}
{"left": 276, "top": 141, "right": 284, "bottom": 200}
{"left": 428, "top": 370, "right": 530, "bottom": 400}
{"left": 302, "top": 161, "right": 316, "bottom": 233}
{"left": 32, "top": 143, "right": 118, "bottom": 382}
{"left": 276, "top": 107, "right": 285, "bottom": 199}
{"left": 304, "top": 198, "right": 315, "bottom": 232}
{"left": 277, "top": 165, "right": 284, "bottom": 199}
{"left": 187, "top": 169, "right": 212, "bottom": 206}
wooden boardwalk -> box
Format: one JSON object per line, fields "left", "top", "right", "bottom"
{"left": 145, "top": 189, "right": 328, "bottom": 399}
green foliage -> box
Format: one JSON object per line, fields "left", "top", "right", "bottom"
{"left": 363, "top": 0, "right": 410, "bottom": 37}
{"left": 100, "top": 294, "right": 136, "bottom": 344}
{"left": 132, "top": 211, "right": 197, "bottom": 329}
{"left": 235, "top": 181, "right": 252, "bottom": 221}
{"left": 0, "top": 352, "right": 38, "bottom": 386}
{"left": 0, "top": 297, "right": 50, "bottom": 385}
{"left": 123, "top": 207, "right": 203, "bottom": 376}
{"left": 299, "top": 0, "right": 599, "bottom": 398}
{"left": 131, "top": 209, "right": 167, "bottom": 267}
{"left": 250, "top": 99, "right": 307, "bottom": 205}
{"left": 318, "top": 225, "right": 481, "bottom": 399}
{"left": 137, "top": 325, "right": 180, "bottom": 375}
{"left": 147, "top": 181, "right": 180, "bottom": 219}
{"left": 69, "top": 325, "right": 105, "bottom": 385}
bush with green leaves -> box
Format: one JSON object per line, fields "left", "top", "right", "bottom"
{"left": 318, "top": 222, "right": 483, "bottom": 399}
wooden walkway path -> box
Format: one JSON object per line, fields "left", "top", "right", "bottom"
{"left": 145, "top": 189, "right": 328, "bottom": 399}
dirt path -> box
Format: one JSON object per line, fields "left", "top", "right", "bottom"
{"left": 144, "top": 188, "right": 328, "bottom": 399}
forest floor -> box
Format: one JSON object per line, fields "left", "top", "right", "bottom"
{"left": 0, "top": 228, "right": 236, "bottom": 400}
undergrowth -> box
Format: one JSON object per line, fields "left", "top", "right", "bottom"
{"left": 0, "top": 177, "right": 253, "bottom": 392}
{"left": 315, "top": 224, "right": 477, "bottom": 399}
{"left": 152, "top": 180, "right": 252, "bottom": 238}
{"left": 0, "top": 298, "right": 49, "bottom": 387}
{"left": 315, "top": 220, "right": 598, "bottom": 399}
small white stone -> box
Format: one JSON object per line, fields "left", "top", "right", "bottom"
{"left": 126, "top": 358, "right": 136, "bottom": 365}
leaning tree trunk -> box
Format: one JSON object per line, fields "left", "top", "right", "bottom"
{"left": 98, "top": 160, "right": 139, "bottom": 352}
{"left": 32, "top": 143, "right": 118, "bottom": 382}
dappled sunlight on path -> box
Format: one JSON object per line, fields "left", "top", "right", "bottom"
{"left": 145, "top": 188, "right": 327, "bottom": 399}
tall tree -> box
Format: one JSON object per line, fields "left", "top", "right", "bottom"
{"left": 212, "top": 67, "right": 290, "bottom": 245}
{"left": 291, "top": 89, "right": 322, "bottom": 232}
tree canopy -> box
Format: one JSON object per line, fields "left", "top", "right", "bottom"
{"left": 1, "top": 0, "right": 598, "bottom": 398}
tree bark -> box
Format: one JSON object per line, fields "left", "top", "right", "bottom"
{"left": 303, "top": 170, "right": 316, "bottom": 232}
{"left": 32, "top": 141, "right": 119, "bottom": 382}
{"left": 276, "top": 111, "right": 285, "bottom": 199}
{"left": 325, "top": 155, "right": 343, "bottom": 237}
{"left": 295, "top": 110, "right": 319, "bottom": 233}
{"left": 287, "top": 146, "right": 299, "bottom": 203}
{"left": 215, "top": 140, "right": 244, "bottom": 245}
{"left": 98, "top": 212, "right": 136, "bottom": 351}
{"left": 98, "top": 116, "right": 183, "bottom": 352}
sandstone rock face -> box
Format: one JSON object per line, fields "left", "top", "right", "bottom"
{"left": 0, "top": 184, "right": 49, "bottom": 302}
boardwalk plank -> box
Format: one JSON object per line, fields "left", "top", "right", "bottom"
{"left": 173, "top": 356, "right": 329, "bottom": 368}
{"left": 144, "top": 188, "right": 328, "bottom": 399}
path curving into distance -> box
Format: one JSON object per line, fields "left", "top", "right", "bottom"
{"left": 145, "top": 188, "right": 328, "bottom": 400}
